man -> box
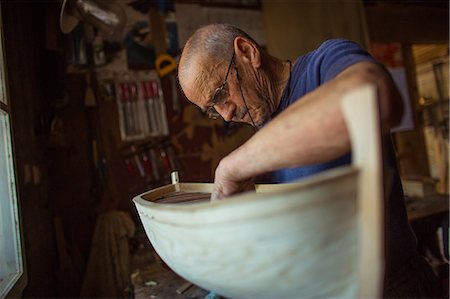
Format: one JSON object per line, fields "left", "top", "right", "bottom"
{"left": 178, "top": 24, "right": 442, "bottom": 298}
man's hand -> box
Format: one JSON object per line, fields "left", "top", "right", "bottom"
{"left": 211, "top": 158, "right": 255, "bottom": 200}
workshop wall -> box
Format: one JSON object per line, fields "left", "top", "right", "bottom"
{"left": 261, "top": 0, "right": 369, "bottom": 60}
{"left": 2, "top": 2, "right": 59, "bottom": 297}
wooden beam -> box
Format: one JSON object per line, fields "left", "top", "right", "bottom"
{"left": 393, "top": 44, "right": 431, "bottom": 177}
{"left": 366, "top": 4, "right": 449, "bottom": 43}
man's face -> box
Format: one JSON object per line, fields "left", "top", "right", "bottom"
{"left": 179, "top": 55, "right": 273, "bottom": 127}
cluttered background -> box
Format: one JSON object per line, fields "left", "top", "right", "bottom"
{"left": 0, "top": 0, "right": 448, "bottom": 298}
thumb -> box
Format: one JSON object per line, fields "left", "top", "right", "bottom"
{"left": 210, "top": 186, "right": 223, "bottom": 201}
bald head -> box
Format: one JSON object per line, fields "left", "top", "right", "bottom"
{"left": 178, "top": 24, "right": 281, "bottom": 127}
{"left": 178, "top": 24, "right": 258, "bottom": 101}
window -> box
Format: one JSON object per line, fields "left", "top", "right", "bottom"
{"left": 0, "top": 9, "right": 26, "bottom": 298}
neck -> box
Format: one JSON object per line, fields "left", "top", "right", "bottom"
{"left": 266, "top": 56, "right": 292, "bottom": 112}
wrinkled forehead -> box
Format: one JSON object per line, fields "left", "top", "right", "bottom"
{"left": 179, "top": 55, "right": 222, "bottom": 107}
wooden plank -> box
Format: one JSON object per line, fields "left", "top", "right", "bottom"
{"left": 341, "top": 85, "right": 383, "bottom": 298}
{"left": 141, "top": 184, "right": 177, "bottom": 201}
{"left": 407, "top": 195, "right": 449, "bottom": 221}
{"left": 176, "top": 282, "right": 193, "bottom": 294}
{"left": 262, "top": 0, "right": 369, "bottom": 60}
{"left": 393, "top": 44, "right": 431, "bottom": 177}
{"left": 154, "top": 192, "right": 211, "bottom": 204}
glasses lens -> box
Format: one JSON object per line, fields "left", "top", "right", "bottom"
{"left": 206, "top": 107, "right": 220, "bottom": 119}
{"left": 206, "top": 86, "right": 227, "bottom": 120}
{"left": 212, "top": 85, "right": 227, "bottom": 105}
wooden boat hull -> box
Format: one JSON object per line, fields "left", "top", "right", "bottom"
{"left": 134, "top": 167, "right": 359, "bottom": 299}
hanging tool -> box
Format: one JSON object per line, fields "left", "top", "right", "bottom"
{"left": 142, "top": 80, "right": 158, "bottom": 135}
{"left": 149, "top": 6, "right": 180, "bottom": 118}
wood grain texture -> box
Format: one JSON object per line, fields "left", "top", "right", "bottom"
{"left": 261, "top": 0, "right": 369, "bottom": 61}
{"left": 134, "top": 85, "right": 383, "bottom": 299}
{"left": 341, "top": 85, "right": 383, "bottom": 298}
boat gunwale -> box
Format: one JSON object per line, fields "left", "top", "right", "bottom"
{"left": 133, "top": 165, "right": 359, "bottom": 213}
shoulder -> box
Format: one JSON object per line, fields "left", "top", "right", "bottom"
{"left": 311, "top": 39, "right": 378, "bottom": 82}
{"left": 319, "top": 38, "right": 363, "bottom": 47}
{"left": 315, "top": 38, "right": 371, "bottom": 57}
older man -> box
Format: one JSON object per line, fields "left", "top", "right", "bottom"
{"left": 178, "top": 24, "right": 442, "bottom": 298}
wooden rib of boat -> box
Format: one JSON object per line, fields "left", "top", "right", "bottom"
{"left": 133, "top": 85, "right": 383, "bottom": 299}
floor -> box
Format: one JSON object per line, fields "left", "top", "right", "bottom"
{"left": 131, "top": 231, "right": 210, "bottom": 299}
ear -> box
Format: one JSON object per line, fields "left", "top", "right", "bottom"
{"left": 234, "top": 36, "right": 261, "bottom": 69}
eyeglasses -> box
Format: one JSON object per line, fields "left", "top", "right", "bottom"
{"left": 205, "top": 52, "right": 235, "bottom": 120}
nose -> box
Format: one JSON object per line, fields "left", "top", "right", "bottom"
{"left": 214, "top": 101, "right": 236, "bottom": 122}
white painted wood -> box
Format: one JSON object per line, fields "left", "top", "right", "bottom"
{"left": 134, "top": 85, "right": 383, "bottom": 299}
{"left": 341, "top": 85, "right": 384, "bottom": 298}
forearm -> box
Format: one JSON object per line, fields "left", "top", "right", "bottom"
{"left": 218, "top": 62, "right": 403, "bottom": 183}
{"left": 218, "top": 84, "right": 349, "bottom": 182}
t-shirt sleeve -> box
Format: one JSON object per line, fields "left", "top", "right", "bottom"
{"left": 312, "top": 39, "right": 378, "bottom": 83}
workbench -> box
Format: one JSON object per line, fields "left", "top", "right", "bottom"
{"left": 407, "top": 193, "right": 449, "bottom": 294}
{"left": 406, "top": 193, "right": 449, "bottom": 260}
{"left": 406, "top": 194, "right": 449, "bottom": 221}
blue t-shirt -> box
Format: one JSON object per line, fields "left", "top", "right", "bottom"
{"left": 267, "top": 39, "right": 377, "bottom": 183}
{"left": 264, "top": 39, "right": 418, "bottom": 284}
